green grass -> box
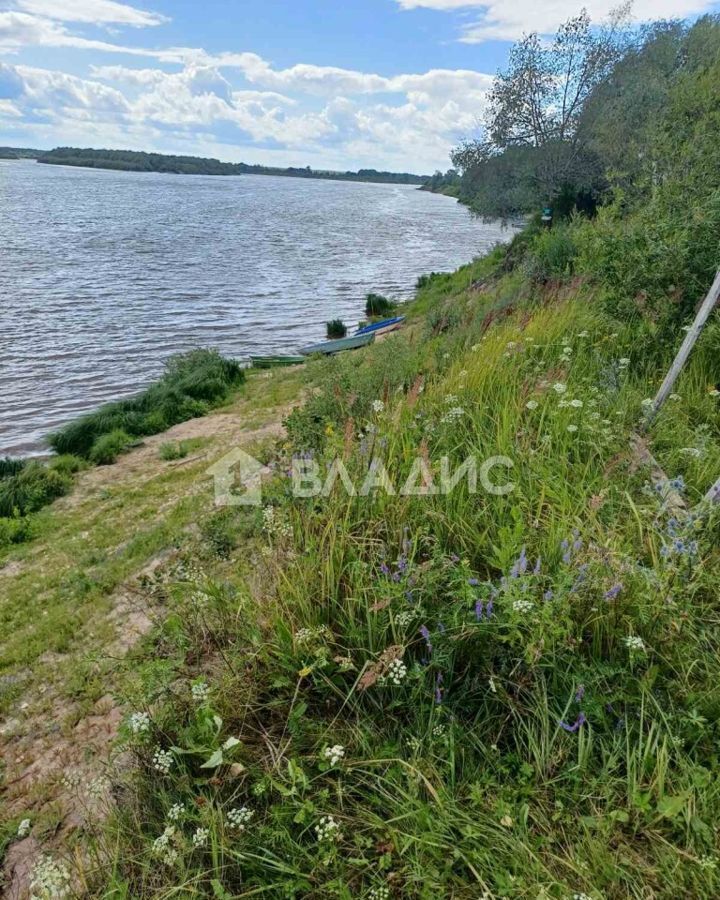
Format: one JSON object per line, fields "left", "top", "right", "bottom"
{"left": 76, "top": 263, "right": 720, "bottom": 899}
{"left": 49, "top": 349, "right": 245, "bottom": 459}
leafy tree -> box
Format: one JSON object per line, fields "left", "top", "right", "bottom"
{"left": 452, "top": 6, "right": 631, "bottom": 218}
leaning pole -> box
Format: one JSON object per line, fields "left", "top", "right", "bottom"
{"left": 644, "top": 269, "right": 720, "bottom": 426}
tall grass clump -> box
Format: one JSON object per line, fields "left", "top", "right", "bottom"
{"left": 48, "top": 349, "right": 244, "bottom": 459}
{"left": 365, "top": 292, "right": 397, "bottom": 317}
{"left": 0, "top": 462, "right": 71, "bottom": 518}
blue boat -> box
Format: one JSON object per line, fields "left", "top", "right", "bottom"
{"left": 355, "top": 315, "right": 405, "bottom": 336}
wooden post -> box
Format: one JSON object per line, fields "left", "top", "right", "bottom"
{"left": 644, "top": 269, "right": 720, "bottom": 427}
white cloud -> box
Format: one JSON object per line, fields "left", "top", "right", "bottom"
{"left": 396, "top": 0, "right": 717, "bottom": 41}
{"left": 15, "top": 0, "right": 167, "bottom": 28}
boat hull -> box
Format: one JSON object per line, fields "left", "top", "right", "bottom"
{"left": 299, "top": 333, "right": 375, "bottom": 355}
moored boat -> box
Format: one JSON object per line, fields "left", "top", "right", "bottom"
{"left": 299, "top": 332, "right": 375, "bottom": 356}
{"left": 355, "top": 315, "right": 405, "bottom": 336}
{"left": 251, "top": 355, "right": 306, "bottom": 369}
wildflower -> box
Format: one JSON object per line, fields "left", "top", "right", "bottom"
{"left": 227, "top": 805, "right": 254, "bottom": 831}
{"left": 30, "top": 856, "right": 71, "bottom": 900}
{"left": 444, "top": 394, "right": 459, "bottom": 404}
{"left": 435, "top": 672, "right": 444, "bottom": 705}
{"left": 322, "top": 744, "right": 345, "bottom": 766}
{"left": 369, "top": 886, "right": 391, "bottom": 900}
{"left": 553, "top": 383, "right": 567, "bottom": 394}
{"left": 563, "top": 346, "right": 573, "bottom": 355}
{"left": 167, "top": 803, "right": 185, "bottom": 822}
{"left": 569, "top": 398, "right": 583, "bottom": 408}
{"left": 624, "top": 635, "right": 645, "bottom": 653}
{"left": 506, "top": 341, "right": 517, "bottom": 349}
{"left": 641, "top": 398, "right": 654, "bottom": 408}
{"left": 432, "top": 723, "right": 447, "bottom": 737}
{"left": 191, "top": 680, "right": 210, "bottom": 705}
{"left": 128, "top": 711, "right": 150, "bottom": 735}
{"left": 710, "top": 388, "right": 720, "bottom": 397}
{"left": 486, "top": 598, "right": 494, "bottom": 618}
{"left": 441, "top": 406, "right": 465, "bottom": 424}
{"left": 152, "top": 747, "right": 174, "bottom": 775}
{"left": 372, "top": 399, "right": 385, "bottom": 414}
{"left": 512, "top": 599, "right": 533, "bottom": 614}
{"left": 543, "top": 589, "right": 554, "bottom": 601}
{"left": 618, "top": 357, "right": 630, "bottom": 367}
{"left": 419, "top": 625, "right": 432, "bottom": 653}
{"left": 262, "top": 505, "right": 293, "bottom": 540}
{"left": 394, "top": 610, "right": 414, "bottom": 628}
{"left": 575, "top": 684, "right": 585, "bottom": 702}
{"left": 679, "top": 447, "right": 702, "bottom": 458}
{"left": 474, "top": 599, "right": 483, "bottom": 621}
{"left": 315, "top": 815, "right": 341, "bottom": 842}
{"left": 383, "top": 658, "right": 408, "bottom": 686}
{"left": 17, "top": 818, "right": 31, "bottom": 838}
{"left": 559, "top": 712, "right": 587, "bottom": 733}
{"left": 604, "top": 583, "right": 623, "bottom": 601}
{"left": 192, "top": 827, "right": 209, "bottom": 849}
{"left": 526, "top": 399, "right": 539, "bottom": 410}
{"left": 567, "top": 424, "right": 578, "bottom": 433}
{"left": 669, "top": 475, "right": 686, "bottom": 491}
{"left": 573, "top": 894, "right": 593, "bottom": 900}
{"left": 153, "top": 825, "right": 179, "bottom": 866}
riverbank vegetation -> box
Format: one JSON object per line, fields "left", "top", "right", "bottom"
{"left": 0, "top": 351, "right": 244, "bottom": 550}
{"left": 49, "top": 350, "right": 245, "bottom": 462}
{"left": 2, "top": 10, "right": 720, "bottom": 900}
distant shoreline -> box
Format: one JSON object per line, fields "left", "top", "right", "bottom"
{"left": 1, "top": 145, "right": 430, "bottom": 186}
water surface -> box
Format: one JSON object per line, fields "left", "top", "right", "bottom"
{"left": 0, "top": 161, "right": 510, "bottom": 455}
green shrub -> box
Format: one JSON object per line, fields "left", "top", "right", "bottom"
{"left": 0, "top": 516, "right": 34, "bottom": 548}
{"left": 89, "top": 429, "right": 133, "bottom": 465}
{"left": 0, "top": 463, "right": 71, "bottom": 517}
{"left": 326, "top": 319, "right": 347, "bottom": 339}
{"left": 158, "top": 441, "right": 189, "bottom": 461}
{"left": 49, "top": 349, "right": 245, "bottom": 459}
{"left": 523, "top": 223, "right": 578, "bottom": 282}
{"left": 365, "top": 292, "right": 396, "bottom": 317}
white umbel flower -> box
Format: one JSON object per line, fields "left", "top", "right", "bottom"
{"left": 315, "top": 815, "right": 341, "bottom": 842}
{"left": 322, "top": 744, "right": 345, "bottom": 766}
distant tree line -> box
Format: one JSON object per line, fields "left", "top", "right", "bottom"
{"left": 0, "top": 147, "right": 42, "bottom": 159}
{"left": 34, "top": 147, "right": 429, "bottom": 184}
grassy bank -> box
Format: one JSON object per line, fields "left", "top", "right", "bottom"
{"left": 3, "top": 239, "right": 717, "bottom": 897}
{"left": 0, "top": 350, "right": 245, "bottom": 552}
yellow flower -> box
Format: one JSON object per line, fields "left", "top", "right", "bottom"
{"left": 298, "top": 666, "right": 314, "bottom": 678}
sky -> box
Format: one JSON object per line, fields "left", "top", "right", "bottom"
{"left": 0, "top": 0, "right": 718, "bottom": 173}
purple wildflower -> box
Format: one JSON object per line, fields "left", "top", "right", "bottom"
{"left": 533, "top": 557, "right": 542, "bottom": 576}
{"left": 419, "top": 625, "right": 432, "bottom": 653}
{"left": 450, "top": 554, "right": 460, "bottom": 563}
{"left": 486, "top": 599, "right": 494, "bottom": 618}
{"left": 604, "top": 583, "right": 623, "bottom": 601}
{"left": 468, "top": 578, "right": 479, "bottom": 586}
{"left": 575, "top": 684, "right": 585, "bottom": 702}
{"left": 380, "top": 562, "right": 390, "bottom": 576}
{"left": 475, "top": 599, "right": 484, "bottom": 621}
{"left": 543, "top": 590, "right": 554, "bottom": 601}
{"left": 435, "top": 672, "right": 444, "bottom": 705}
{"left": 559, "top": 712, "right": 587, "bottom": 733}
